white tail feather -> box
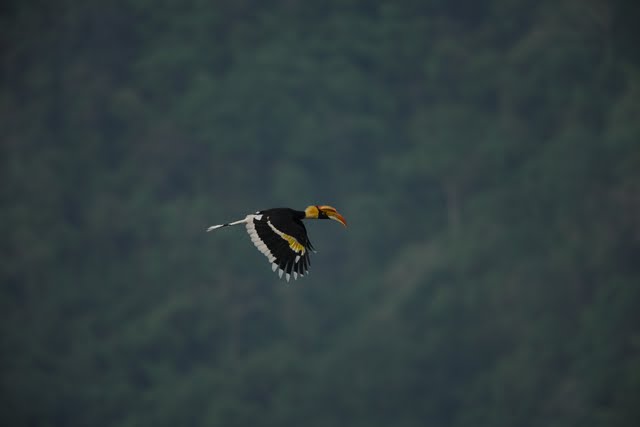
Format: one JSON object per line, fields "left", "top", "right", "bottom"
{"left": 206, "top": 217, "right": 248, "bottom": 232}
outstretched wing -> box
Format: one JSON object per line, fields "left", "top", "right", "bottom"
{"left": 245, "top": 214, "right": 311, "bottom": 281}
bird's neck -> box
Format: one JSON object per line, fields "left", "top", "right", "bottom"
{"left": 303, "top": 205, "right": 319, "bottom": 219}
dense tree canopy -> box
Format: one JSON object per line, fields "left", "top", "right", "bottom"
{"left": 2, "top": 1, "right": 639, "bottom": 426}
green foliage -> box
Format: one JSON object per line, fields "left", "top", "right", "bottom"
{"left": 2, "top": 0, "right": 640, "bottom": 426}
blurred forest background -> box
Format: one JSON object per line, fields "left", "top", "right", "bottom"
{"left": 2, "top": 0, "right": 640, "bottom": 426}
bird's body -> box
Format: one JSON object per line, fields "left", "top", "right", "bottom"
{"left": 207, "top": 205, "right": 346, "bottom": 281}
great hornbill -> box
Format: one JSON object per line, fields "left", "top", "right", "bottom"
{"left": 206, "top": 205, "right": 347, "bottom": 281}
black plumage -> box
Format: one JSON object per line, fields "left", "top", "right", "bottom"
{"left": 252, "top": 208, "right": 314, "bottom": 279}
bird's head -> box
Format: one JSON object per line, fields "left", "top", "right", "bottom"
{"left": 304, "top": 205, "right": 347, "bottom": 227}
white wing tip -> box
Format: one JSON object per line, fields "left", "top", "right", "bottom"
{"left": 207, "top": 224, "right": 223, "bottom": 232}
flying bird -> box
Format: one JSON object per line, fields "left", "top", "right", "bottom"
{"left": 207, "top": 205, "right": 347, "bottom": 281}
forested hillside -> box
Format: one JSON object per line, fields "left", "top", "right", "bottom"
{"left": 2, "top": 1, "right": 639, "bottom": 426}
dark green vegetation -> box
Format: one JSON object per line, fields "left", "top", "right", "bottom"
{"left": 2, "top": 1, "right": 640, "bottom": 426}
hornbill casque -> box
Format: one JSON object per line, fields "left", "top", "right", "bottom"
{"left": 207, "top": 205, "right": 347, "bottom": 281}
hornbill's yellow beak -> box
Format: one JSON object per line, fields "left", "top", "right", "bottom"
{"left": 318, "top": 205, "right": 347, "bottom": 227}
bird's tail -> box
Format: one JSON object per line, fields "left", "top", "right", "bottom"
{"left": 206, "top": 218, "right": 247, "bottom": 232}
